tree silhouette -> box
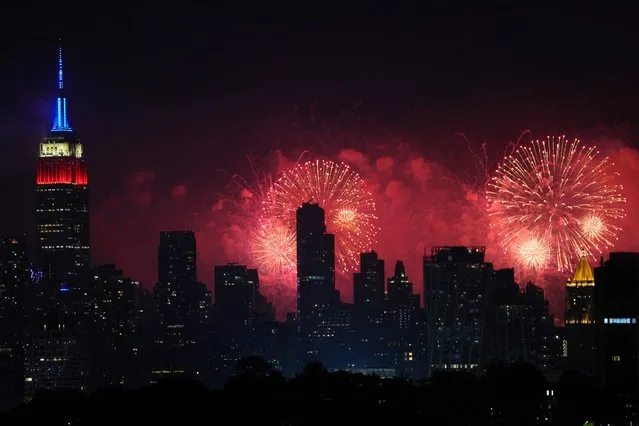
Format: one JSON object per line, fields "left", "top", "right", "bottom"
{"left": 484, "top": 361, "right": 547, "bottom": 426}
{"left": 235, "top": 355, "right": 277, "bottom": 377}
{"left": 2, "top": 358, "right": 634, "bottom": 425}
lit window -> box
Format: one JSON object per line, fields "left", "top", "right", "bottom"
{"left": 605, "top": 318, "right": 636, "bottom": 325}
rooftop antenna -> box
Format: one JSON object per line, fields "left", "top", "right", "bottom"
{"left": 51, "top": 36, "right": 72, "bottom": 132}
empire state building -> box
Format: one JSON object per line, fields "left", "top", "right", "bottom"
{"left": 36, "top": 43, "right": 90, "bottom": 284}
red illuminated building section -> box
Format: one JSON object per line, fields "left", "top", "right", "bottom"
{"left": 36, "top": 139, "right": 87, "bottom": 185}
{"left": 35, "top": 136, "right": 90, "bottom": 281}
{"left": 37, "top": 158, "right": 88, "bottom": 185}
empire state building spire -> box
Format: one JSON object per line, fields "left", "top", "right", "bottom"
{"left": 51, "top": 39, "right": 72, "bottom": 132}
{"left": 36, "top": 41, "right": 90, "bottom": 282}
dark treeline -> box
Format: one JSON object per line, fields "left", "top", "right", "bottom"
{"left": 0, "top": 357, "right": 629, "bottom": 426}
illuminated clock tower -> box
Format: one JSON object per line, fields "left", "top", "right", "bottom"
{"left": 36, "top": 43, "right": 90, "bottom": 284}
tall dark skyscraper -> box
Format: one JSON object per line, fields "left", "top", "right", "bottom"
{"left": 154, "top": 231, "right": 197, "bottom": 339}
{"left": 157, "top": 231, "right": 197, "bottom": 295}
{"left": 489, "top": 269, "right": 560, "bottom": 370}
{"left": 0, "top": 237, "right": 28, "bottom": 410}
{"left": 424, "top": 246, "right": 492, "bottom": 376}
{"left": 386, "top": 260, "right": 420, "bottom": 378}
{"left": 353, "top": 251, "right": 386, "bottom": 368}
{"left": 214, "top": 263, "right": 259, "bottom": 323}
{"left": 565, "top": 254, "right": 596, "bottom": 373}
{"left": 0, "top": 237, "right": 28, "bottom": 325}
{"left": 88, "top": 264, "right": 143, "bottom": 388}
{"left": 153, "top": 231, "right": 210, "bottom": 382}
{"left": 296, "top": 202, "right": 337, "bottom": 356}
{"left": 212, "top": 263, "right": 276, "bottom": 381}
{"left": 594, "top": 252, "right": 639, "bottom": 394}
{"left": 24, "top": 44, "right": 91, "bottom": 400}
{"left": 36, "top": 43, "right": 90, "bottom": 284}
{"left": 353, "top": 251, "right": 385, "bottom": 311}
{"left": 387, "top": 261, "right": 417, "bottom": 330}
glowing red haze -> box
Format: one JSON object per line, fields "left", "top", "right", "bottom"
{"left": 91, "top": 136, "right": 639, "bottom": 320}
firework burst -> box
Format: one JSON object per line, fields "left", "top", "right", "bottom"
{"left": 486, "top": 135, "right": 626, "bottom": 271}
{"left": 256, "top": 159, "right": 379, "bottom": 275}
{"left": 250, "top": 218, "right": 296, "bottom": 274}
{"left": 513, "top": 234, "right": 552, "bottom": 270}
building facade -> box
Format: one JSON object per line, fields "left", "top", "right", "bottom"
{"left": 0, "top": 237, "right": 29, "bottom": 409}
{"left": 296, "top": 202, "right": 338, "bottom": 361}
{"left": 353, "top": 251, "right": 385, "bottom": 312}
{"left": 424, "top": 246, "right": 492, "bottom": 376}
{"left": 36, "top": 44, "right": 90, "bottom": 285}
{"left": 153, "top": 231, "right": 211, "bottom": 382}
{"left": 352, "top": 251, "right": 387, "bottom": 370}
{"left": 594, "top": 252, "right": 639, "bottom": 394}
{"left": 23, "top": 321, "right": 89, "bottom": 401}
{"left": 26, "top": 43, "right": 91, "bottom": 399}
{"left": 565, "top": 254, "right": 596, "bottom": 373}
{"left": 88, "top": 264, "right": 143, "bottom": 388}
{"left": 386, "top": 261, "right": 420, "bottom": 378}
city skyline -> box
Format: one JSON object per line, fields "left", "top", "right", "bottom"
{"left": 2, "top": 6, "right": 639, "bottom": 420}
{"left": 2, "top": 6, "right": 639, "bottom": 318}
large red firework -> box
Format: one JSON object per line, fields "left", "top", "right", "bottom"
{"left": 486, "top": 135, "right": 626, "bottom": 272}
{"left": 251, "top": 159, "right": 378, "bottom": 275}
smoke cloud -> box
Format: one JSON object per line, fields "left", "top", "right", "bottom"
{"left": 91, "top": 110, "right": 639, "bottom": 321}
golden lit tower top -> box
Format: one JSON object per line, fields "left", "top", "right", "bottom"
{"left": 565, "top": 253, "right": 595, "bottom": 325}
{"left": 567, "top": 253, "right": 595, "bottom": 287}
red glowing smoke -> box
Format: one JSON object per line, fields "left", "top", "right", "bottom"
{"left": 91, "top": 116, "right": 639, "bottom": 321}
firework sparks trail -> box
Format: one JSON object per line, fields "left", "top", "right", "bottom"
{"left": 486, "top": 135, "right": 626, "bottom": 271}
{"left": 255, "top": 159, "right": 379, "bottom": 275}
{"left": 457, "top": 130, "right": 532, "bottom": 192}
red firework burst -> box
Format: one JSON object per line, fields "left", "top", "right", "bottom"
{"left": 251, "top": 159, "right": 378, "bottom": 275}
{"left": 486, "top": 135, "right": 626, "bottom": 271}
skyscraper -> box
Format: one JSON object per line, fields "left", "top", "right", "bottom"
{"left": 424, "top": 246, "right": 492, "bottom": 376}
{"left": 25, "top": 43, "right": 90, "bottom": 398}
{"left": 23, "top": 319, "right": 88, "bottom": 400}
{"left": 156, "top": 231, "right": 197, "bottom": 311}
{"left": 594, "top": 253, "right": 639, "bottom": 393}
{"left": 88, "top": 264, "right": 143, "bottom": 388}
{"left": 213, "top": 263, "right": 269, "bottom": 378}
{"left": 387, "top": 261, "right": 418, "bottom": 330}
{"left": 520, "top": 283, "right": 561, "bottom": 370}
{"left": 565, "top": 254, "right": 596, "bottom": 373}
{"left": 387, "top": 261, "right": 420, "bottom": 378}
{"left": 489, "top": 269, "right": 560, "bottom": 369}
{"left": 0, "top": 237, "right": 28, "bottom": 328}
{"left": 296, "top": 202, "right": 337, "bottom": 356}
{"left": 214, "top": 263, "right": 259, "bottom": 324}
{"left": 153, "top": 231, "right": 210, "bottom": 382}
{"left": 353, "top": 251, "right": 386, "bottom": 368}
{"left": 36, "top": 42, "right": 90, "bottom": 284}
{"left": 566, "top": 254, "right": 596, "bottom": 325}
{"left": 0, "top": 237, "right": 28, "bottom": 409}
{"left": 353, "top": 251, "right": 385, "bottom": 312}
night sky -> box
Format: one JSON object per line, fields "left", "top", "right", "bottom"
{"left": 2, "top": 4, "right": 639, "bottom": 315}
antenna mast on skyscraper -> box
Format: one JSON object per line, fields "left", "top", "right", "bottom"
{"left": 51, "top": 36, "right": 71, "bottom": 131}
{"left": 58, "top": 36, "right": 64, "bottom": 90}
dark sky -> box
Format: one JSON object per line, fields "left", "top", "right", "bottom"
{"left": 1, "top": 3, "right": 638, "bottom": 297}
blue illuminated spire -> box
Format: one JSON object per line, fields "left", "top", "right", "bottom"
{"left": 51, "top": 39, "right": 72, "bottom": 132}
